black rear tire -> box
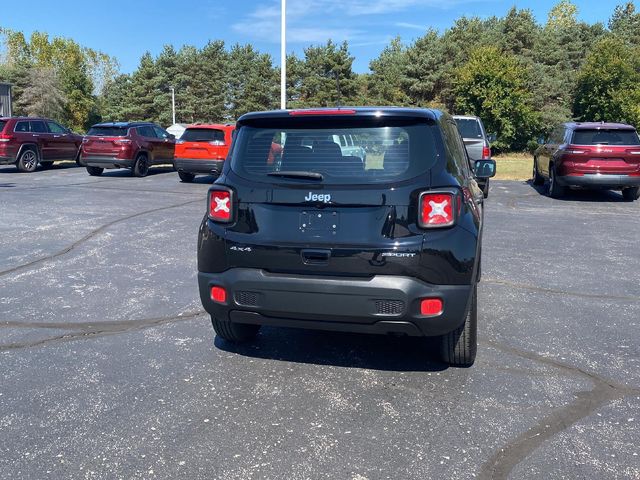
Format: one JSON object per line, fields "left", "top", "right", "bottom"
{"left": 212, "top": 317, "right": 260, "bottom": 343}
{"left": 532, "top": 157, "right": 544, "bottom": 185}
{"left": 622, "top": 186, "right": 640, "bottom": 201}
{"left": 16, "top": 148, "right": 39, "bottom": 173}
{"left": 86, "top": 166, "right": 104, "bottom": 176}
{"left": 133, "top": 154, "right": 149, "bottom": 177}
{"left": 178, "top": 171, "right": 195, "bottom": 183}
{"left": 548, "top": 165, "right": 565, "bottom": 198}
{"left": 440, "top": 283, "right": 477, "bottom": 367}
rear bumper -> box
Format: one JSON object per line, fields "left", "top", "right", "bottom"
{"left": 558, "top": 174, "right": 640, "bottom": 188}
{"left": 174, "top": 158, "right": 224, "bottom": 175}
{"left": 198, "top": 268, "right": 473, "bottom": 337}
{"left": 82, "top": 156, "right": 134, "bottom": 169}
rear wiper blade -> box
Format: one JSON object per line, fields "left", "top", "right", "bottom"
{"left": 267, "top": 170, "right": 323, "bottom": 180}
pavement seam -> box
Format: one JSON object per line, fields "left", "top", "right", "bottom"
{"left": 478, "top": 338, "right": 640, "bottom": 480}
{"left": 0, "top": 198, "right": 202, "bottom": 278}
{"left": 0, "top": 310, "right": 206, "bottom": 352}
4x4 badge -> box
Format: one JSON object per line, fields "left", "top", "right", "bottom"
{"left": 230, "top": 246, "right": 252, "bottom": 252}
{"left": 305, "top": 192, "right": 331, "bottom": 203}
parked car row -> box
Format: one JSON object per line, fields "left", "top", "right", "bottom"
{"left": 3, "top": 114, "right": 639, "bottom": 201}
{"left": 0, "top": 116, "right": 236, "bottom": 182}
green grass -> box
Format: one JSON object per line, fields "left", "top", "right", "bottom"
{"left": 492, "top": 153, "right": 533, "bottom": 181}
{"left": 367, "top": 151, "right": 533, "bottom": 180}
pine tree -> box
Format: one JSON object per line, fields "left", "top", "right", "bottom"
{"left": 368, "top": 37, "right": 409, "bottom": 106}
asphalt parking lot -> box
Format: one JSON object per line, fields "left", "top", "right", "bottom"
{"left": 1, "top": 163, "right": 639, "bottom": 480}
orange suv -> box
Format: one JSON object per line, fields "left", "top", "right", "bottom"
{"left": 174, "top": 124, "right": 235, "bottom": 182}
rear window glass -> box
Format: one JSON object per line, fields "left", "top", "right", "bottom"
{"left": 231, "top": 120, "right": 442, "bottom": 185}
{"left": 87, "top": 126, "right": 128, "bottom": 137}
{"left": 181, "top": 128, "right": 226, "bottom": 143}
{"left": 0, "top": 120, "right": 6, "bottom": 132}
{"left": 455, "top": 119, "right": 483, "bottom": 139}
{"left": 572, "top": 129, "right": 640, "bottom": 145}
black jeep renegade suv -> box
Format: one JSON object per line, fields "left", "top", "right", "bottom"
{"left": 197, "top": 108, "right": 496, "bottom": 367}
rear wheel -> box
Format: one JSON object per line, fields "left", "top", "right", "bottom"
{"left": 40, "top": 161, "right": 54, "bottom": 169}
{"left": 440, "top": 284, "right": 477, "bottom": 367}
{"left": 548, "top": 164, "right": 565, "bottom": 198}
{"left": 532, "top": 157, "right": 544, "bottom": 185}
{"left": 133, "top": 154, "right": 149, "bottom": 177}
{"left": 211, "top": 317, "right": 260, "bottom": 343}
{"left": 17, "top": 149, "right": 38, "bottom": 173}
{"left": 178, "top": 171, "right": 195, "bottom": 183}
{"left": 86, "top": 166, "right": 103, "bottom": 176}
{"left": 622, "top": 186, "right": 640, "bottom": 201}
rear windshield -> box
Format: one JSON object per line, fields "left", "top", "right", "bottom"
{"left": 0, "top": 120, "right": 6, "bottom": 132}
{"left": 231, "top": 120, "right": 442, "bottom": 185}
{"left": 181, "top": 128, "right": 225, "bottom": 143}
{"left": 455, "top": 118, "right": 483, "bottom": 139}
{"left": 87, "top": 126, "right": 128, "bottom": 137}
{"left": 572, "top": 129, "right": 640, "bottom": 146}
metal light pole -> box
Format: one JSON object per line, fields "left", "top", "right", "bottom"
{"left": 170, "top": 86, "right": 176, "bottom": 124}
{"left": 280, "top": 0, "right": 286, "bottom": 110}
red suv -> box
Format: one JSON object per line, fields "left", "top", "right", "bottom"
{"left": 174, "top": 124, "right": 235, "bottom": 182}
{"left": 533, "top": 122, "right": 640, "bottom": 200}
{"left": 0, "top": 117, "right": 83, "bottom": 172}
{"left": 81, "top": 122, "right": 175, "bottom": 177}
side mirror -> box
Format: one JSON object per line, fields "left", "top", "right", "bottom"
{"left": 487, "top": 133, "right": 497, "bottom": 143}
{"left": 475, "top": 159, "right": 496, "bottom": 179}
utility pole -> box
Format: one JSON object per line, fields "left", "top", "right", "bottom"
{"left": 170, "top": 86, "right": 176, "bottom": 124}
{"left": 280, "top": 0, "right": 286, "bottom": 110}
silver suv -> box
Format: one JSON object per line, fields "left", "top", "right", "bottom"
{"left": 453, "top": 115, "right": 493, "bottom": 197}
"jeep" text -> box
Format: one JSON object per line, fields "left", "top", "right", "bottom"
{"left": 304, "top": 192, "right": 331, "bottom": 203}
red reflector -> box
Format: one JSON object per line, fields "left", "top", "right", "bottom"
{"left": 419, "top": 193, "right": 455, "bottom": 228}
{"left": 209, "top": 190, "right": 232, "bottom": 222}
{"left": 420, "top": 298, "right": 443, "bottom": 316}
{"left": 211, "top": 286, "right": 227, "bottom": 303}
{"left": 289, "top": 109, "right": 357, "bottom": 116}
{"left": 482, "top": 146, "right": 491, "bottom": 159}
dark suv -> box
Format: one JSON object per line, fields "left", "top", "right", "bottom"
{"left": 81, "top": 122, "right": 175, "bottom": 177}
{"left": 453, "top": 115, "right": 493, "bottom": 198}
{"left": 0, "top": 117, "right": 83, "bottom": 172}
{"left": 533, "top": 122, "right": 640, "bottom": 200}
{"left": 197, "top": 108, "right": 496, "bottom": 367}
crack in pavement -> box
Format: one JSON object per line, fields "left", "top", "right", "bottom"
{"left": 0, "top": 310, "right": 206, "bottom": 352}
{"left": 0, "top": 198, "right": 202, "bottom": 278}
{"left": 478, "top": 338, "right": 640, "bottom": 480}
{"left": 484, "top": 277, "right": 640, "bottom": 303}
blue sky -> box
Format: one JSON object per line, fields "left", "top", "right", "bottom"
{"left": 2, "top": 0, "right": 619, "bottom": 73}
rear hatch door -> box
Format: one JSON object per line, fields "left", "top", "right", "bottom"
{"left": 83, "top": 126, "right": 130, "bottom": 155}
{"left": 454, "top": 118, "right": 485, "bottom": 160}
{"left": 567, "top": 128, "right": 640, "bottom": 174}
{"left": 177, "top": 127, "right": 229, "bottom": 160}
{"left": 223, "top": 114, "right": 444, "bottom": 278}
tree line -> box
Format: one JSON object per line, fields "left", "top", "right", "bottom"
{"left": 2, "top": 1, "right": 640, "bottom": 151}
